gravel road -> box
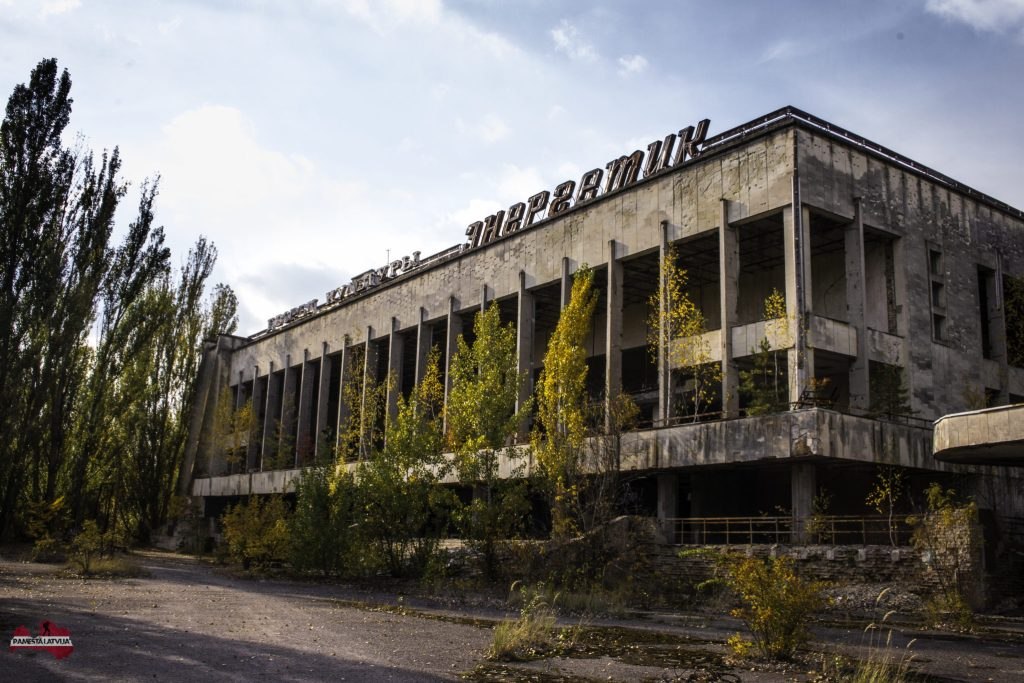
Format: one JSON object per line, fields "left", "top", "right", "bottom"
{"left": 2, "top": 550, "right": 1023, "bottom": 682}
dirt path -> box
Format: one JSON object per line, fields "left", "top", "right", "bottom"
{"left": 1, "top": 551, "right": 1022, "bottom": 682}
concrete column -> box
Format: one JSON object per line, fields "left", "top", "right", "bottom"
{"left": 605, "top": 240, "right": 623, "bottom": 431}
{"left": 280, "top": 355, "right": 299, "bottom": 466}
{"left": 314, "top": 342, "right": 332, "bottom": 462}
{"left": 443, "top": 297, "right": 463, "bottom": 434}
{"left": 296, "top": 349, "right": 316, "bottom": 467}
{"left": 783, "top": 194, "right": 814, "bottom": 406}
{"left": 516, "top": 271, "right": 535, "bottom": 440}
{"left": 260, "top": 361, "right": 278, "bottom": 470}
{"left": 560, "top": 256, "right": 571, "bottom": 310}
{"left": 791, "top": 462, "right": 816, "bottom": 542}
{"left": 248, "top": 366, "right": 264, "bottom": 472}
{"left": 359, "top": 327, "right": 376, "bottom": 460}
{"left": 386, "top": 317, "right": 404, "bottom": 428}
{"left": 846, "top": 198, "right": 869, "bottom": 410}
{"left": 414, "top": 307, "right": 430, "bottom": 385}
{"left": 993, "top": 254, "right": 1010, "bottom": 404}
{"left": 657, "top": 473, "right": 680, "bottom": 520}
{"left": 334, "top": 339, "right": 351, "bottom": 458}
{"left": 719, "top": 200, "right": 739, "bottom": 417}
{"left": 657, "top": 220, "right": 672, "bottom": 425}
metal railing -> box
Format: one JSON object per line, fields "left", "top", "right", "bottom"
{"left": 663, "top": 515, "right": 914, "bottom": 547}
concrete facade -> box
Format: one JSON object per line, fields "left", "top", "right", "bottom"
{"left": 181, "top": 107, "right": 1024, "bottom": 527}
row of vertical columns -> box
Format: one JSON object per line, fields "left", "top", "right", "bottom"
{"left": 783, "top": 194, "right": 814, "bottom": 404}
{"left": 719, "top": 200, "right": 739, "bottom": 418}
{"left": 259, "top": 361, "right": 278, "bottom": 470}
{"left": 359, "top": 326, "right": 375, "bottom": 460}
{"left": 296, "top": 349, "right": 314, "bottom": 467}
{"left": 657, "top": 221, "right": 671, "bottom": 425}
{"left": 605, "top": 240, "right": 623, "bottom": 431}
{"left": 845, "top": 198, "right": 870, "bottom": 410}
{"left": 414, "top": 307, "right": 430, "bottom": 385}
{"left": 248, "top": 366, "right": 264, "bottom": 471}
{"left": 442, "top": 296, "right": 462, "bottom": 435}
{"left": 516, "top": 272, "right": 534, "bottom": 441}
{"left": 386, "top": 317, "right": 404, "bottom": 428}
{"left": 314, "top": 342, "right": 332, "bottom": 462}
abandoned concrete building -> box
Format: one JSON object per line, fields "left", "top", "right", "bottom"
{"left": 182, "top": 106, "right": 1024, "bottom": 543}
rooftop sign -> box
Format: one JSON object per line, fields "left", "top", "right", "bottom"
{"left": 264, "top": 118, "right": 710, "bottom": 333}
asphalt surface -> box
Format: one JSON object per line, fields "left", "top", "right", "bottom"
{"left": 1, "top": 550, "right": 1022, "bottom": 682}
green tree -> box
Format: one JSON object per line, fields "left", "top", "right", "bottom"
{"left": 357, "top": 348, "right": 455, "bottom": 576}
{"left": 648, "top": 247, "right": 721, "bottom": 422}
{"left": 289, "top": 465, "right": 359, "bottom": 576}
{"left": 446, "top": 302, "right": 529, "bottom": 577}
{"left": 740, "top": 288, "right": 788, "bottom": 415}
{"left": 533, "top": 265, "right": 598, "bottom": 538}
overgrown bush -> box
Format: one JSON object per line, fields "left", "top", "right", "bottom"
{"left": 704, "top": 553, "right": 824, "bottom": 660}
{"left": 488, "top": 582, "right": 558, "bottom": 661}
{"left": 220, "top": 496, "right": 290, "bottom": 569}
{"left": 908, "top": 483, "right": 978, "bottom": 629}
{"left": 288, "top": 466, "right": 359, "bottom": 576}
{"left": 70, "top": 520, "right": 105, "bottom": 574}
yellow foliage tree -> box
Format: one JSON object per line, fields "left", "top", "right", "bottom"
{"left": 648, "top": 247, "right": 721, "bottom": 422}
{"left": 533, "top": 265, "right": 598, "bottom": 538}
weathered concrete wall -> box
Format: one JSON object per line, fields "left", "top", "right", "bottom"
{"left": 225, "top": 128, "right": 795, "bottom": 379}
{"left": 797, "top": 128, "right": 1024, "bottom": 421}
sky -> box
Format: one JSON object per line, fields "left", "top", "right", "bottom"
{"left": 2, "top": 0, "right": 1023, "bottom": 334}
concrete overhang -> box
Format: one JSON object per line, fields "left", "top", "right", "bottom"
{"left": 933, "top": 404, "right": 1024, "bottom": 466}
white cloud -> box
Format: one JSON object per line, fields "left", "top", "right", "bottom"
{"left": 617, "top": 54, "right": 648, "bottom": 76}
{"left": 331, "top": 0, "right": 442, "bottom": 33}
{"left": 496, "top": 164, "right": 545, "bottom": 199}
{"left": 759, "top": 39, "right": 798, "bottom": 64}
{"left": 158, "top": 16, "right": 183, "bottom": 36}
{"left": 457, "top": 113, "right": 511, "bottom": 144}
{"left": 925, "top": 0, "right": 1024, "bottom": 33}
{"left": 551, "top": 19, "right": 598, "bottom": 62}
{"left": 40, "top": 0, "right": 80, "bottom": 17}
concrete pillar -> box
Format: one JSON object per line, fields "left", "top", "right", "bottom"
{"left": 657, "top": 220, "right": 672, "bottom": 425}
{"left": 359, "top": 327, "right": 375, "bottom": 460}
{"left": 334, "top": 339, "right": 351, "bottom": 458}
{"left": 791, "top": 462, "right": 816, "bottom": 542}
{"left": 606, "top": 239, "right": 623, "bottom": 431}
{"left": 719, "top": 200, "right": 739, "bottom": 417}
{"left": 296, "top": 348, "right": 316, "bottom": 467}
{"left": 657, "top": 473, "right": 679, "bottom": 520}
{"left": 260, "top": 361, "right": 278, "bottom": 470}
{"left": 314, "top": 341, "right": 332, "bottom": 462}
{"left": 248, "top": 366, "right": 264, "bottom": 471}
{"left": 560, "top": 256, "right": 571, "bottom": 310}
{"left": 783, "top": 195, "right": 814, "bottom": 406}
{"left": 386, "top": 317, "right": 403, "bottom": 428}
{"left": 414, "top": 307, "right": 430, "bottom": 385}
{"left": 443, "top": 297, "right": 462, "bottom": 434}
{"left": 846, "top": 198, "right": 869, "bottom": 410}
{"left": 516, "top": 271, "right": 535, "bottom": 440}
{"left": 280, "top": 355, "right": 298, "bottom": 466}
{"left": 993, "top": 254, "right": 1010, "bottom": 404}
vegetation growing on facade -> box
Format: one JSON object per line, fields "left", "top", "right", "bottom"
{"left": 534, "top": 266, "right": 599, "bottom": 538}
{"left": 446, "top": 301, "right": 530, "bottom": 577}
{"left": 739, "top": 288, "right": 788, "bottom": 415}
{"left": 647, "top": 247, "right": 721, "bottom": 421}
{"left": 868, "top": 362, "right": 912, "bottom": 418}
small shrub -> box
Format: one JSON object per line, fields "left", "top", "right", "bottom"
{"left": 488, "top": 582, "right": 558, "bottom": 661}
{"left": 70, "top": 520, "right": 104, "bottom": 574}
{"left": 719, "top": 554, "right": 825, "bottom": 660}
{"left": 220, "top": 496, "right": 290, "bottom": 569}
